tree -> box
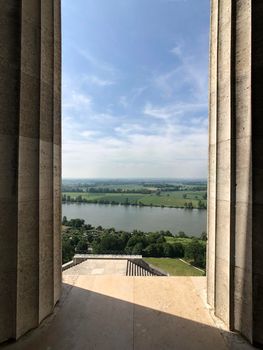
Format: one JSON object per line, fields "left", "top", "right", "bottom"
{"left": 172, "top": 243, "right": 184, "bottom": 257}
{"left": 185, "top": 239, "right": 206, "bottom": 268}
{"left": 62, "top": 216, "right": 68, "bottom": 225}
{"left": 120, "top": 232, "right": 131, "bottom": 247}
{"left": 162, "top": 243, "right": 174, "bottom": 257}
{"left": 126, "top": 233, "right": 146, "bottom": 249}
{"left": 200, "top": 232, "right": 207, "bottom": 241}
{"left": 165, "top": 230, "right": 173, "bottom": 237}
{"left": 132, "top": 242, "right": 143, "bottom": 255}
{"left": 143, "top": 244, "right": 158, "bottom": 257}
{"left": 187, "top": 202, "right": 193, "bottom": 209}
{"left": 62, "top": 236, "right": 75, "bottom": 263}
{"left": 76, "top": 195, "right": 83, "bottom": 202}
{"left": 177, "top": 231, "right": 187, "bottom": 238}
{"left": 92, "top": 234, "right": 125, "bottom": 254}
{"left": 76, "top": 237, "right": 88, "bottom": 253}
{"left": 156, "top": 235, "right": 165, "bottom": 244}
{"left": 147, "top": 232, "right": 163, "bottom": 244}
{"left": 68, "top": 218, "right": 85, "bottom": 228}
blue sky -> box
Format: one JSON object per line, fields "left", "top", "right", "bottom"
{"left": 62, "top": 0, "right": 210, "bottom": 179}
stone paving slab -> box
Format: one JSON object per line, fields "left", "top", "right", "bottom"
{"left": 63, "top": 259, "right": 128, "bottom": 276}
{"left": 2, "top": 272, "right": 257, "bottom": 350}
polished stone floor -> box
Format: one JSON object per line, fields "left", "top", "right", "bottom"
{"left": 2, "top": 263, "right": 256, "bottom": 350}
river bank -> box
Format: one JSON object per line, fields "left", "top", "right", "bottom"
{"left": 62, "top": 190, "right": 207, "bottom": 210}
{"left": 62, "top": 202, "right": 207, "bottom": 237}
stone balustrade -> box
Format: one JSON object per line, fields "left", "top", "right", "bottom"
{"left": 62, "top": 254, "right": 167, "bottom": 276}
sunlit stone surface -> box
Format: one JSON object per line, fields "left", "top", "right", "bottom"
{"left": 0, "top": 1, "right": 61, "bottom": 342}
{"left": 2, "top": 270, "right": 253, "bottom": 350}
{"left": 207, "top": 1, "right": 263, "bottom": 346}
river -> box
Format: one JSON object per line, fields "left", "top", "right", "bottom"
{"left": 62, "top": 203, "right": 207, "bottom": 237}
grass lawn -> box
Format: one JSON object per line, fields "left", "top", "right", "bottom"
{"left": 144, "top": 257, "right": 205, "bottom": 276}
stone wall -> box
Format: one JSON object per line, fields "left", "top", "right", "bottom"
{"left": 207, "top": 1, "right": 263, "bottom": 346}
{"left": 0, "top": 1, "right": 61, "bottom": 342}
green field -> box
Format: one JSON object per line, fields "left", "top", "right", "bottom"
{"left": 144, "top": 258, "right": 204, "bottom": 276}
{"left": 164, "top": 236, "right": 206, "bottom": 246}
{"left": 63, "top": 192, "right": 145, "bottom": 204}
{"left": 62, "top": 190, "right": 207, "bottom": 208}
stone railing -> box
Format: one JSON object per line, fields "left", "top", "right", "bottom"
{"left": 62, "top": 254, "right": 143, "bottom": 271}
{"left": 72, "top": 254, "right": 142, "bottom": 265}
{"left": 62, "top": 254, "right": 168, "bottom": 276}
{"left": 62, "top": 260, "right": 74, "bottom": 271}
{"left": 126, "top": 258, "right": 168, "bottom": 276}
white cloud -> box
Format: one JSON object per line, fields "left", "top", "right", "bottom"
{"left": 115, "top": 123, "right": 146, "bottom": 136}
{"left": 144, "top": 103, "right": 177, "bottom": 120}
{"left": 119, "top": 96, "right": 128, "bottom": 108}
{"left": 62, "top": 126, "right": 207, "bottom": 178}
{"left": 143, "top": 102, "right": 206, "bottom": 120}
{"left": 80, "top": 130, "right": 100, "bottom": 138}
{"left": 84, "top": 75, "right": 115, "bottom": 87}
{"left": 170, "top": 45, "right": 182, "bottom": 58}
{"left": 62, "top": 70, "right": 208, "bottom": 179}
{"left": 77, "top": 49, "right": 118, "bottom": 76}
{"left": 63, "top": 91, "right": 92, "bottom": 111}
{"left": 119, "top": 86, "right": 147, "bottom": 109}
{"left": 62, "top": 35, "right": 208, "bottom": 179}
{"left": 153, "top": 44, "right": 208, "bottom": 101}
{"left": 62, "top": 104, "right": 208, "bottom": 179}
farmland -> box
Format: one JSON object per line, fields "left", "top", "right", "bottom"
{"left": 62, "top": 182, "right": 207, "bottom": 209}
{"left": 62, "top": 179, "right": 207, "bottom": 209}
{"left": 62, "top": 190, "right": 207, "bottom": 209}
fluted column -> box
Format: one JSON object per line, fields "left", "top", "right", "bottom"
{"left": 207, "top": 0, "right": 263, "bottom": 346}
{"left": 0, "top": 0, "right": 61, "bottom": 342}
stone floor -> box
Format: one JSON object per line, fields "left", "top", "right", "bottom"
{"left": 63, "top": 259, "right": 128, "bottom": 276}
{"left": 2, "top": 262, "right": 256, "bottom": 350}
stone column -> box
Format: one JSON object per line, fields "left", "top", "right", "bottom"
{"left": 207, "top": 0, "right": 263, "bottom": 346}
{"left": 0, "top": 0, "right": 61, "bottom": 343}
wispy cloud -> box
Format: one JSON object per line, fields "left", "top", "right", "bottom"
{"left": 115, "top": 123, "right": 146, "bottom": 136}
{"left": 119, "top": 96, "right": 128, "bottom": 108}
{"left": 152, "top": 43, "right": 208, "bottom": 102}
{"left": 170, "top": 45, "right": 182, "bottom": 58}
{"left": 62, "top": 119, "right": 207, "bottom": 178}
{"left": 84, "top": 75, "right": 115, "bottom": 87}
{"left": 80, "top": 130, "right": 101, "bottom": 138}
{"left": 77, "top": 49, "right": 118, "bottom": 76}
{"left": 143, "top": 102, "right": 206, "bottom": 120}
{"left": 119, "top": 86, "right": 147, "bottom": 109}
{"left": 62, "top": 0, "right": 209, "bottom": 178}
{"left": 63, "top": 91, "right": 92, "bottom": 111}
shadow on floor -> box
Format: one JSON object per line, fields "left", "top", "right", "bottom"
{"left": 1, "top": 281, "right": 257, "bottom": 350}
